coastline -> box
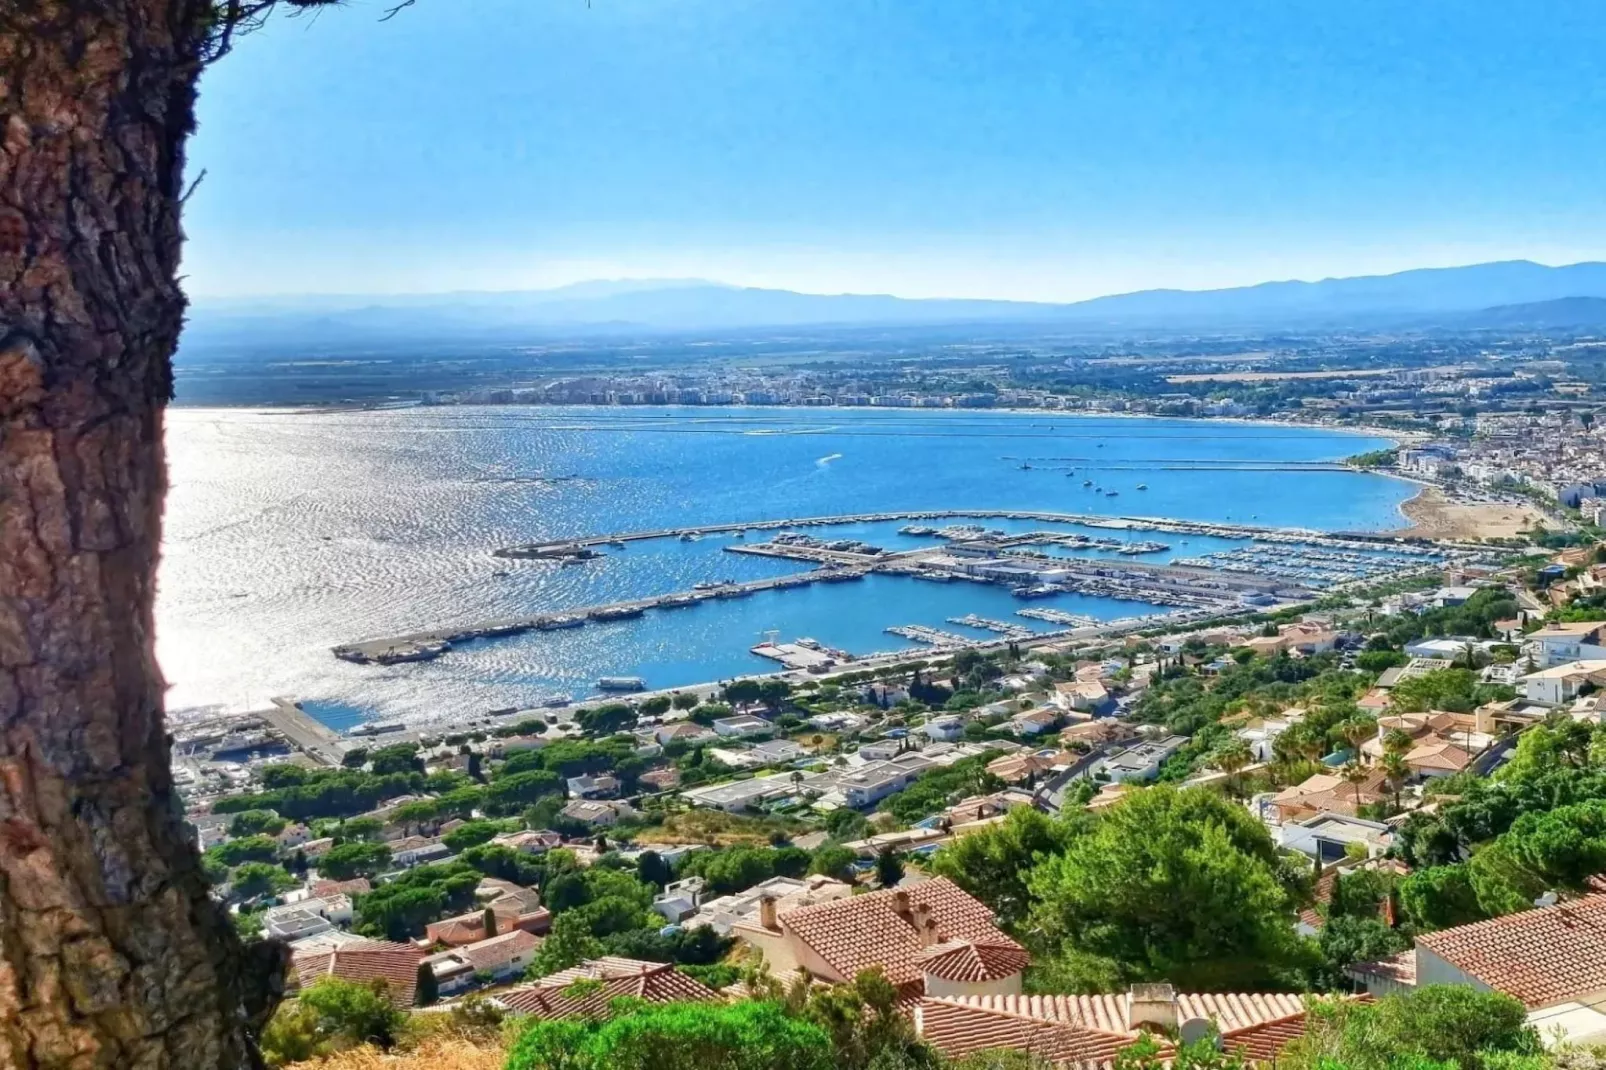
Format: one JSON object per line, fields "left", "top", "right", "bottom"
{"left": 1386, "top": 480, "right": 1546, "bottom": 541}
{"left": 172, "top": 397, "right": 1422, "bottom": 450}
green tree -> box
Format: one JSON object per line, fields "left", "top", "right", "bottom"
{"left": 1398, "top": 864, "right": 1486, "bottom": 931}
{"left": 334, "top": 816, "right": 384, "bottom": 843}
{"left": 1279, "top": 986, "right": 1538, "bottom": 1070}
{"left": 506, "top": 999, "right": 833, "bottom": 1070}
{"left": 1025, "top": 786, "right": 1308, "bottom": 990}
{"left": 484, "top": 769, "right": 564, "bottom": 814}
{"left": 207, "top": 834, "right": 280, "bottom": 868}
{"left": 367, "top": 742, "right": 424, "bottom": 777}
{"left": 227, "top": 809, "right": 287, "bottom": 838}
{"left": 808, "top": 844, "right": 859, "bottom": 882}
{"left": 441, "top": 819, "right": 503, "bottom": 852}
{"left": 929, "top": 807, "right": 1075, "bottom": 927}
{"left": 414, "top": 961, "right": 439, "bottom": 1007}
{"left": 526, "top": 913, "right": 605, "bottom": 979}
{"left": 874, "top": 850, "right": 904, "bottom": 888}
{"left": 230, "top": 862, "right": 296, "bottom": 901}
{"left": 319, "top": 840, "right": 392, "bottom": 881}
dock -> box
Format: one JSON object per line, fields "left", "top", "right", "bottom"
{"left": 331, "top": 567, "right": 868, "bottom": 665}
{"left": 262, "top": 697, "right": 346, "bottom": 766}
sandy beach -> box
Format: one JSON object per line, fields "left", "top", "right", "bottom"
{"left": 1389, "top": 483, "right": 1548, "bottom": 541}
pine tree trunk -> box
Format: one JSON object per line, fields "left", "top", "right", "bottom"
{"left": 0, "top": 2, "right": 285, "bottom": 1066}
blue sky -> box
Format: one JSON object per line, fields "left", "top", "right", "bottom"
{"left": 184, "top": 0, "right": 1606, "bottom": 301}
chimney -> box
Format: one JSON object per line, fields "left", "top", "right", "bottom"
{"left": 920, "top": 919, "right": 941, "bottom": 948}
{"left": 893, "top": 890, "right": 911, "bottom": 918}
{"left": 758, "top": 895, "right": 779, "bottom": 932}
{"left": 1127, "top": 983, "right": 1178, "bottom": 1033}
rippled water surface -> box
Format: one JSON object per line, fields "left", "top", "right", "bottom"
{"left": 159, "top": 406, "right": 1410, "bottom": 724}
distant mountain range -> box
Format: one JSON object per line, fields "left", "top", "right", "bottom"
{"left": 183, "top": 260, "right": 1606, "bottom": 345}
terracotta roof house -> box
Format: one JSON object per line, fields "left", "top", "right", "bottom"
{"left": 310, "top": 877, "right": 372, "bottom": 899}
{"left": 1349, "top": 893, "right": 1606, "bottom": 1046}
{"left": 916, "top": 985, "right": 1328, "bottom": 1067}
{"left": 425, "top": 886, "right": 550, "bottom": 947}
{"left": 498, "top": 957, "right": 720, "bottom": 1018}
{"left": 425, "top": 929, "right": 542, "bottom": 997}
{"left": 733, "top": 877, "right": 1026, "bottom": 999}
{"left": 1270, "top": 770, "right": 1387, "bottom": 824}
{"left": 985, "top": 752, "right": 1058, "bottom": 785}
{"left": 1402, "top": 739, "right": 1474, "bottom": 778}
{"left": 290, "top": 939, "right": 424, "bottom": 1007}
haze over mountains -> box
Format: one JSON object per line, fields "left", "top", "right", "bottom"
{"left": 184, "top": 260, "right": 1606, "bottom": 346}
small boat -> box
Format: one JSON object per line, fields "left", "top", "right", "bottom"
{"left": 1136, "top": 484, "right": 1148, "bottom": 490}
{"left": 492, "top": 570, "right": 510, "bottom": 578}
{"left": 679, "top": 532, "right": 700, "bottom": 542}
{"left": 1082, "top": 480, "right": 1093, "bottom": 487}
{"left": 597, "top": 676, "right": 646, "bottom": 692}
{"left": 609, "top": 539, "right": 626, "bottom": 548}
{"left": 1106, "top": 491, "right": 1120, "bottom": 497}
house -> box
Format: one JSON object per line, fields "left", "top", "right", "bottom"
{"left": 290, "top": 940, "right": 424, "bottom": 1007}
{"left": 1052, "top": 679, "right": 1112, "bottom": 715}
{"left": 732, "top": 878, "right": 1026, "bottom": 999}
{"left": 655, "top": 722, "right": 717, "bottom": 747}
{"left": 1404, "top": 637, "right": 1480, "bottom": 660}
{"left": 1010, "top": 708, "right": 1060, "bottom": 737}
{"left": 276, "top": 823, "right": 313, "bottom": 849}
{"left": 566, "top": 773, "right": 621, "bottom": 799}
{"left": 561, "top": 799, "right": 634, "bottom": 827}
{"left": 1279, "top": 812, "right": 1393, "bottom": 864}
{"left": 1402, "top": 739, "right": 1474, "bottom": 779}
{"left": 682, "top": 874, "right": 852, "bottom": 935}
{"left": 1529, "top": 622, "right": 1606, "bottom": 668}
{"left": 262, "top": 906, "right": 333, "bottom": 942}
{"left": 424, "top": 883, "right": 551, "bottom": 946}
{"left": 1098, "top": 735, "right": 1188, "bottom": 783}
{"left": 1356, "top": 688, "right": 1391, "bottom": 715}
{"left": 749, "top": 738, "right": 807, "bottom": 764}
{"left": 1060, "top": 719, "right": 1138, "bottom": 749}
{"left": 391, "top": 837, "right": 453, "bottom": 868}
{"left": 922, "top": 716, "right": 966, "bottom": 742}
{"left": 712, "top": 715, "right": 773, "bottom": 739}
{"left": 498, "top": 958, "right": 721, "bottom": 1018}
{"left": 680, "top": 771, "right": 800, "bottom": 813}
{"left": 916, "top": 984, "right": 1332, "bottom": 1066}
{"left": 1519, "top": 660, "right": 1606, "bottom": 706}
{"left": 425, "top": 929, "right": 542, "bottom": 996}
{"left": 491, "top": 829, "right": 564, "bottom": 855}
{"left": 1236, "top": 717, "right": 1293, "bottom": 762}
{"left": 1268, "top": 770, "right": 1388, "bottom": 824}
{"left": 637, "top": 766, "right": 682, "bottom": 791}
{"left": 652, "top": 876, "right": 705, "bottom": 922}
{"left": 309, "top": 877, "right": 371, "bottom": 899}
{"left": 1281, "top": 621, "right": 1338, "bottom": 654}
{"left": 1349, "top": 893, "right": 1606, "bottom": 1047}
{"left": 985, "top": 752, "right": 1058, "bottom": 786}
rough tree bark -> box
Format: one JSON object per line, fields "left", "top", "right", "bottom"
{"left": 0, "top": 2, "right": 285, "bottom": 1066}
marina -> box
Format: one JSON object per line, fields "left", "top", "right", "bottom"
{"left": 333, "top": 509, "right": 1468, "bottom": 672}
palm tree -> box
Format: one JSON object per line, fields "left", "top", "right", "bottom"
{"left": 1382, "top": 727, "right": 1414, "bottom": 758}
{"left": 1381, "top": 751, "right": 1410, "bottom": 812}
{"left": 1213, "top": 738, "right": 1254, "bottom": 797}
{"left": 1341, "top": 761, "right": 1370, "bottom": 813}
{"left": 1339, "top": 717, "right": 1376, "bottom": 764}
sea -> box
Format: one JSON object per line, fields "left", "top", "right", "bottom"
{"left": 159, "top": 406, "right": 1411, "bottom": 728}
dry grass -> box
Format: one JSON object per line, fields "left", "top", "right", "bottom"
{"left": 287, "top": 1036, "right": 506, "bottom": 1070}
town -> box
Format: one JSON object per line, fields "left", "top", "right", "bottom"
{"left": 177, "top": 519, "right": 1606, "bottom": 1068}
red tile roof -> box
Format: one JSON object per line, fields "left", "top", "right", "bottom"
{"left": 291, "top": 940, "right": 423, "bottom": 1007}
{"left": 459, "top": 929, "right": 540, "bottom": 973}
{"left": 918, "top": 992, "right": 1326, "bottom": 1067}
{"left": 1416, "top": 893, "right": 1606, "bottom": 1008}
{"left": 915, "top": 940, "right": 1031, "bottom": 984}
{"left": 917, "top": 997, "right": 1151, "bottom": 1067}
{"left": 939, "top": 993, "right": 1308, "bottom": 1037}
{"left": 310, "top": 877, "right": 372, "bottom": 898}
{"left": 498, "top": 958, "right": 720, "bottom": 1018}
{"left": 777, "top": 877, "right": 1019, "bottom": 986}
